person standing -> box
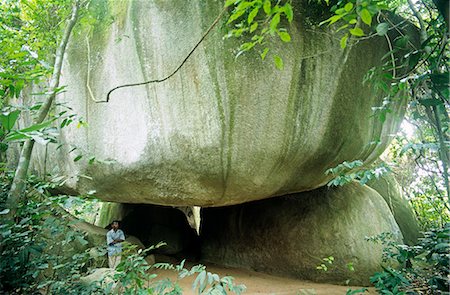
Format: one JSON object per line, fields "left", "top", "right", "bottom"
{"left": 106, "top": 220, "right": 125, "bottom": 269}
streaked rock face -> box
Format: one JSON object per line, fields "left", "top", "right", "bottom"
{"left": 36, "top": 0, "right": 403, "bottom": 206}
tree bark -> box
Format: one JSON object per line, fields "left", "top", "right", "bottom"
{"left": 6, "top": 1, "right": 80, "bottom": 219}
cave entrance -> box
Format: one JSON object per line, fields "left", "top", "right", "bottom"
{"left": 119, "top": 204, "right": 200, "bottom": 261}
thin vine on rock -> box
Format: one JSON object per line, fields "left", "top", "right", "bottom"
{"left": 104, "top": 0, "right": 295, "bottom": 102}
{"left": 103, "top": 5, "right": 228, "bottom": 103}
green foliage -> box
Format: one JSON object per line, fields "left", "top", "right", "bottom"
{"left": 0, "top": 0, "right": 73, "bottom": 104}
{"left": 225, "top": 0, "right": 293, "bottom": 69}
{"left": 385, "top": 130, "right": 450, "bottom": 230}
{"left": 0, "top": 173, "right": 101, "bottom": 294}
{"left": 326, "top": 160, "right": 391, "bottom": 186}
{"left": 0, "top": 169, "right": 247, "bottom": 294}
{"left": 90, "top": 243, "right": 246, "bottom": 294}
{"left": 315, "top": 255, "right": 367, "bottom": 293}
{"left": 368, "top": 225, "right": 450, "bottom": 294}
{"left": 153, "top": 260, "right": 246, "bottom": 294}
{"left": 316, "top": 256, "right": 334, "bottom": 272}
{"left": 320, "top": 0, "right": 449, "bottom": 232}
{"left": 107, "top": 243, "right": 159, "bottom": 294}
{"left": 60, "top": 194, "right": 101, "bottom": 224}
{"left": 318, "top": 0, "right": 393, "bottom": 48}
{"left": 0, "top": 103, "right": 86, "bottom": 168}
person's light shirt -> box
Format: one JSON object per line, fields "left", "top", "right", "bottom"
{"left": 106, "top": 229, "right": 125, "bottom": 256}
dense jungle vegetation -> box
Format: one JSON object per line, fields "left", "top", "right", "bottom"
{"left": 0, "top": 0, "right": 448, "bottom": 294}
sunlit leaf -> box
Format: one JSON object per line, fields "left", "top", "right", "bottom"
{"left": 273, "top": 54, "right": 284, "bottom": 70}
{"left": 344, "top": 2, "right": 353, "bottom": 12}
{"left": 360, "top": 9, "right": 372, "bottom": 26}
{"left": 278, "top": 31, "right": 291, "bottom": 42}
{"left": 340, "top": 34, "right": 349, "bottom": 49}
{"left": 270, "top": 13, "right": 280, "bottom": 32}
{"left": 349, "top": 27, "right": 364, "bottom": 36}
{"left": 248, "top": 7, "right": 259, "bottom": 24}
{"left": 283, "top": 3, "right": 293, "bottom": 22}
{"left": 0, "top": 209, "right": 10, "bottom": 215}
{"left": 263, "top": 0, "right": 271, "bottom": 14}
{"left": 261, "top": 47, "right": 269, "bottom": 60}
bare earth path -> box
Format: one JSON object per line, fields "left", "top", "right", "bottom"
{"left": 151, "top": 262, "right": 376, "bottom": 295}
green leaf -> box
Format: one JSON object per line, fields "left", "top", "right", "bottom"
{"left": 76, "top": 235, "right": 88, "bottom": 246}
{"left": 263, "top": 0, "right": 271, "bottom": 14}
{"left": 337, "top": 23, "right": 349, "bottom": 32}
{"left": 5, "top": 132, "right": 30, "bottom": 141}
{"left": 227, "top": 9, "right": 245, "bottom": 24}
{"left": 250, "top": 22, "right": 258, "bottom": 32}
{"left": 418, "top": 98, "right": 443, "bottom": 107}
{"left": 278, "top": 31, "right": 291, "bottom": 42}
{"left": 340, "top": 34, "right": 349, "bottom": 49}
{"left": 17, "top": 120, "right": 52, "bottom": 134}
{"left": 248, "top": 7, "right": 259, "bottom": 24}
{"left": 74, "top": 155, "right": 83, "bottom": 162}
{"left": 193, "top": 270, "right": 207, "bottom": 293}
{"left": 336, "top": 8, "right": 346, "bottom": 15}
{"left": 273, "top": 55, "right": 284, "bottom": 70}
{"left": 14, "top": 80, "right": 24, "bottom": 98}
{"left": 236, "top": 1, "right": 254, "bottom": 11}
{"left": 238, "top": 41, "right": 255, "bottom": 53}
{"left": 283, "top": 3, "right": 293, "bottom": 22}
{"left": 224, "top": 0, "right": 236, "bottom": 7}
{"left": 344, "top": 2, "right": 353, "bottom": 12}
{"left": 395, "top": 35, "right": 409, "bottom": 48}
{"left": 430, "top": 72, "right": 450, "bottom": 86}
{"left": 270, "top": 13, "right": 280, "bottom": 32}
{"left": 327, "top": 14, "right": 344, "bottom": 25}
{"left": 261, "top": 47, "right": 269, "bottom": 60}
{"left": 360, "top": 9, "right": 372, "bottom": 26}
{"left": 0, "top": 208, "right": 10, "bottom": 215}
{"left": 37, "top": 263, "right": 49, "bottom": 269}
{"left": 349, "top": 27, "right": 365, "bottom": 36}
{"left": 0, "top": 109, "right": 20, "bottom": 131}
{"left": 408, "top": 51, "right": 421, "bottom": 68}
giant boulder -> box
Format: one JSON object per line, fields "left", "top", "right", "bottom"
{"left": 33, "top": 0, "right": 404, "bottom": 206}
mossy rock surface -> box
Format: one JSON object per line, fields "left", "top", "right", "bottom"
{"left": 33, "top": 0, "right": 404, "bottom": 206}
{"left": 95, "top": 202, "right": 127, "bottom": 228}
{"left": 201, "top": 183, "right": 402, "bottom": 285}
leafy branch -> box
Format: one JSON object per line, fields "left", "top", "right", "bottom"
{"left": 225, "top": 0, "right": 294, "bottom": 69}
{"left": 326, "top": 160, "right": 391, "bottom": 187}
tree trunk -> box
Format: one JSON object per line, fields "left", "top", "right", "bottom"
{"left": 6, "top": 1, "right": 80, "bottom": 219}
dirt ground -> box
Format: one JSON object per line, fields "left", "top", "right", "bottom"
{"left": 151, "top": 262, "right": 376, "bottom": 295}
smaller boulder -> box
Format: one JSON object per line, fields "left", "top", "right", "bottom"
{"left": 367, "top": 174, "right": 421, "bottom": 244}
{"left": 201, "top": 182, "right": 403, "bottom": 285}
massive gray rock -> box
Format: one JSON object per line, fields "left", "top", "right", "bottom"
{"left": 33, "top": 0, "right": 404, "bottom": 206}
{"left": 201, "top": 182, "right": 403, "bottom": 285}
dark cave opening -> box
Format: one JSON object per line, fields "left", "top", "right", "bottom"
{"left": 118, "top": 204, "right": 201, "bottom": 261}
